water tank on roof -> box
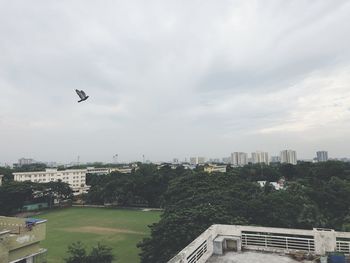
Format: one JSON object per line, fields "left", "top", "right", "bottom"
{"left": 328, "top": 254, "right": 345, "bottom": 263}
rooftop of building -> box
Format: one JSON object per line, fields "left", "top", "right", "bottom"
{"left": 207, "top": 251, "right": 313, "bottom": 263}
{"left": 168, "top": 224, "right": 350, "bottom": 263}
{"left": 0, "top": 216, "right": 47, "bottom": 262}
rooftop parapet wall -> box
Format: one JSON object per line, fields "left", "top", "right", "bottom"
{"left": 0, "top": 216, "right": 46, "bottom": 234}
{"left": 0, "top": 231, "right": 10, "bottom": 263}
{"left": 168, "top": 225, "right": 215, "bottom": 263}
{"left": 0, "top": 217, "right": 46, "bottom": 251}
{"left": 7, "top": 222, "right": 46, "bottom": 251}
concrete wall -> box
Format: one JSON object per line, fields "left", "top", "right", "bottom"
{"left": 0, "top": 231, "right": 10, "bottom": 262}
{"left": 168, "top": 225, "right": 215, "bottom": 263}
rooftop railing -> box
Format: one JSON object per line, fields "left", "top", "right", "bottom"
{"left": 168, "top": 225, "right": 350, "bottom": 263}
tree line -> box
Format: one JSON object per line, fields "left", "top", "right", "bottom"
{"left": 134, "top": 161, "right": 350, "bottom": 263}
{"left": 0, "top": 180, "right": 72, "bottom": 215}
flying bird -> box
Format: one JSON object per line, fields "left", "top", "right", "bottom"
{"left": 75, "top": 89, "right": 89, "bottom": 103}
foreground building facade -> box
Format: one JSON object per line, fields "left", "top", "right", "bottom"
{"left": 0, "top": 216, "right": 47, "bottom": 263}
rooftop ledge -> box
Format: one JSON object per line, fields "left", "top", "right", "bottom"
{"left": 168, "top": 224, "right": 350, "bottom": 263}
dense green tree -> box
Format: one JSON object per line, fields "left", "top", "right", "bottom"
{"left": 0, "top": 180, "right": 72, "bottom": 215}
{"left": 0, "top": 181, "right": 33, "bottom": 215}
{"left": 0, "top": 166, "right": 13, "bottom": 181}
{"left": 137, "top": 162, "right": 350, "bottom": 263}
{"left": 87, "top": 243, "right": 114, "bottom": 263}
{"left": 65, "top": 242, "right": 87, "bottom": 263}
{"left": 65, "top": 242, "right": 114, "bottom": 263}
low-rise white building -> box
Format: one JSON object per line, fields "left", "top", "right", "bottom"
{"left": 204, "top": 165, "right": 227, "bottom": 173}
{"left": 257, "top": 180, "right": 285, "bottom": 190}
{"left": 86, "top": 166, "right": 134, "bottom": 175}
{"left": 86, "top": 167, "right": 111, "bottom": 175}
{"left": 13, "top": 168, "right": 89, "bottom": 195}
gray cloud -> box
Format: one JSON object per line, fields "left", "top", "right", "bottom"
{"left": 1, "top": 0, "right": 350, "bottom": 164}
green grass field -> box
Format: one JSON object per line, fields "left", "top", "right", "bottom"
{"left": 38, "top": 207, "right": 161, "bottom": 263}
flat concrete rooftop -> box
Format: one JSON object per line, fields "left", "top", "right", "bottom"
{"left": 206, "top": 251, "right": 313, "bottom": 263}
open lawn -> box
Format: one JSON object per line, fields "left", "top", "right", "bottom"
{"left": 38, "top": 207, "right": 161, "bottom": 263}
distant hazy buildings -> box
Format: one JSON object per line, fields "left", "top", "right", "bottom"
{"left": 270, "top": 156, "right": 281, "bottom": 163}
{"left": 231, "top": 152, "right": 248, "bottom": 167}
{"left": 18, "top": 158, "right": 35, "bottom": 166}
{"left": 316, "top": 151, "right": 328, "bottom": 162}
{"left": 251, "top": 151, "right": 269, "bottom": 165}
{"left": 190, "top": 157, "right": 206, "bottom": 165}
{"left": 222, "top": 157, "right": 231, "bottom": 164}
{"left": 280, "top": 150, "right": 297, "bottom": 165}
{"left": 209, "top": 158, "right": 221, "bottom": 163}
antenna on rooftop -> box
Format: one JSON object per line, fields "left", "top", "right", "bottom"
{"left": 142, "top": 154, "right": 145, "bottom": 163}
{"left": 77, "top": 156, "right": 80, "bottom": 166}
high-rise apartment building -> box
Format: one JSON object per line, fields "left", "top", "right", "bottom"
{"left": 316, "top": 151, "right": 328, "bottom": 162}
{"left": 280, "top": 150, "right": 297, "bottom": 165}
{"left": 231, "top": 152, "right": 248, "bottom": 167}
{"left": 251, "top": 151, "right": 269, "bottom": 165}
{"left": 18, "top": 158, "right": 35, "bottom": 166}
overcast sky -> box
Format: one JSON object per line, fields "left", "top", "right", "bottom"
{"left": 1, "top": 0, "right": 350, "bottom": 164}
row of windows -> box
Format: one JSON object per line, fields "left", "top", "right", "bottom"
{"left": 33, "top": 179, "right": 47, "bottom": 182}
{"left": 17, "top": 174, "right": 85, "bottom": 180}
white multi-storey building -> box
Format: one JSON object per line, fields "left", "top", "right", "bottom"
{"left": 316, "top": 151, "right": 328, "bottom": 162}
{"left": 280, "top": 150, "right": 297, "bottom": 165}
{"left": 86, "top": 166, "right": 134, "bottom": 174}
{"left": 231, "top": 152, "right": 248, "bottom": 167}
{"left": 13, "top": 168, "right": 89, "bottom": 195}
{"left": 251, "top": 151, "right": 269, "bottom": 165}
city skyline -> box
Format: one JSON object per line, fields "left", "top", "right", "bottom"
{"left": 2, "top": 149, "right": 344, "bottom": 166}
{"left": 1, "top": 1, "right": 350, "bottom": 163}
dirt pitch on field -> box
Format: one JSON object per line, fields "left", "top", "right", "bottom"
{"left": 38, "top": 207, "right": 161, "bottom": 263}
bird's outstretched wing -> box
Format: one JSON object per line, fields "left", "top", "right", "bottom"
{"left": 75, "top": 89, "right": 84, "bottom": 99}
{"left": 80, "top": 90, "right": 87, "bottom": 98}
